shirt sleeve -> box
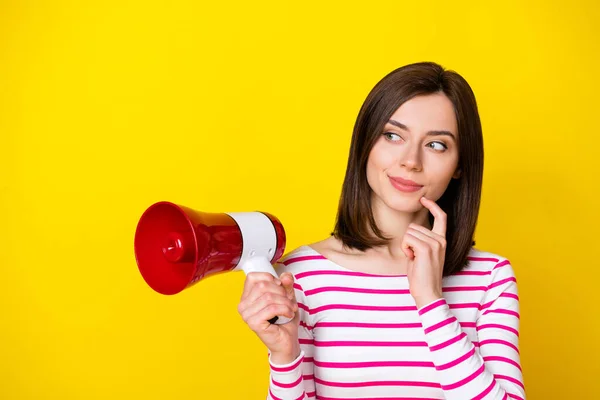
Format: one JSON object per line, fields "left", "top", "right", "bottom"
{"left": 267, "top": 273, "right": 316, "bottom": 400}
{"left": 417, "top": 259, "right": 525, "bottom": 400}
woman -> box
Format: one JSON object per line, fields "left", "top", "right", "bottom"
{"left": 237, "top": 62, "right": 525, "bottom": 400}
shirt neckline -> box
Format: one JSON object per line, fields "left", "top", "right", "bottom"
{"left": 296, "top": 245, "right": 409, "bottom": 277}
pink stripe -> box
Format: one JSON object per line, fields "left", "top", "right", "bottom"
{"left": 436, "top": 347, "right": 475, "bottom": 370}
{"left": 293, "top": 282, "right": 304, "bottom": 291}
{"left": 310, "top": 304, "right": 417, "bottom": 314}
{"left": 508, "top": 394, "right": 525, "bottom": 400}
{"left": 313, "top": 359, "right": 435, "bottom": 368}
{"left": 272, "top": 375, "right": 302, "bottom": 389}
{"left": 299, "top": 321, "right": 314, "bottom": 330}
{"left": 488, "top": 277, "right": 517, "bottom": 290}
{"left": 305, "top": 286, "right": 411, "bottom": 296}
{"left": 304, "top": 357, "right": 314, "bottom": 363}
{"left": 317, "top": 397, "right": 442, "bottom": 400}
{"left": 269, "top": 388, "right": 282, "bottom": 400}
{"left": 468, "top": 257, "right": 500, "bottom": 262}
{"left": 443, "top": 285, "right": 487, "bottom": 292}
{"left": 495, "top": 374, "right": 525, "bottom": 389}
{"left": 298, "top": 302, "right": 309, "bottom": 312}
{"left": 270, "top": 354, "right": 304, "bottom": 372}
{"left": 283, "top": 255, "right": 327, "bottom": 265}
{"left": 307, "top": 391, "right": 316, "bottom": 398}
{"left": 482, "top": 309, "right": 520, "bottom": 318}
{"left": 314, "top": 377, "right": 441, "bottom": 388}
{"left": 479, "top": 339, "right": 520, "bottom": 354}
{"left": 424, "top": 317, "right": 455, "bottom": 334}
{"left": 303, "top": 374, "right": 314, "bottom": 380}
{"left": 442, "top": 363, "right": 485, "bottom": 390}
{"left": 430, "top": 332, "right": 467, "bottom": 351}
{"left": 454, "top": 270, "right": 492, "bottom": 276}
{"left": 270, "top": 388, "right": 305, "bottom": 400}
{"left": 494, "top": 260, "right": 510, "bottom": 269}
{"left": 312, "top": 321, "right": 474, "bottom": 330}
{"left": 418, "top": 299, "right": 446, "bottom": 315}
{"left": 483, "top": 356, "right": 522, "bottom": 371}
{"left": 502, "top": 394, "right": 508, "bottom": 400}
{"left": 477, "top": 323, "right": 519, "bottom": 337}
{"left": 299, "top": 338, "right": 314, "bottom": 345}
{"left": 472, "top": 380, "right": 496, "bottom": 400}
{"left": 295, "top": 269, "right": 405, "bottom": 279}
{"left": 315, "top": 321, "right": 422, "bottom": 329}
{"left": 500, "top": 292, "right": 520, "bottom": 300}
{"left": 313, "top": 340, "right": 428, "bottom": 347}
{"left": 480, "top": 300, "right": 494, "bottom": 310}
{"left": 449, "top": 302, "right": 481, "bottom": 309}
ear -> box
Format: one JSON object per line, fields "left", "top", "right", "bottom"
{"left": 452, "top": 168, "right": 462, "bottom": 179}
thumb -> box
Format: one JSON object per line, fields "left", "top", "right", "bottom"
{"left": 280, "top": 272, "right": 295, "bottom": 297}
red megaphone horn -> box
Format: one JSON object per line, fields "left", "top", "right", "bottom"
{"left": 133, "top": 201, "right": 291, "bottom": 324}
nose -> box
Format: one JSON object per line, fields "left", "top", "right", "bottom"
{"left": 399, "top": 143, "right": 422, "bottom": 171}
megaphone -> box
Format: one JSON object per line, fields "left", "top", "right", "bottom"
{"left": 133, "top": 201, "right": 292, "bottom": 324}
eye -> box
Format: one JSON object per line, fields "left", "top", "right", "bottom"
{"left": 383, "top": 132, "right": 403, "bottom": 142}
{"left": 427, "top": 141, "right": 448, "bottom": 151}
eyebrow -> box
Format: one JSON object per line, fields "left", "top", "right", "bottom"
{"left": 387, "top": 119, "right": 456, "bottom": 140}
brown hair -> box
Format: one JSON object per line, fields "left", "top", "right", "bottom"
{"left": 332, "top": 62, "right": 483, "bottom": 276}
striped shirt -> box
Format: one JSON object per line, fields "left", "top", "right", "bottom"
{"left": 266, "top": 245, "right": 525, "bottom": 400}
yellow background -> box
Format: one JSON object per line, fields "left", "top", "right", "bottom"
{"left": 1, "top": 1, "right": 598, "bottom": 398}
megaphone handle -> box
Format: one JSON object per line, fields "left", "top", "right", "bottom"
{"left": 240, "top": 256, "right": 294, "bottom": 325}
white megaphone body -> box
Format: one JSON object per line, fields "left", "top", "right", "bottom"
{"left": 133, "top": 201, "right": 292, "bottom": 324}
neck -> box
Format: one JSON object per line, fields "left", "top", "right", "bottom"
{"left": 367, "top": 193, "right": 431, "bottom": 260}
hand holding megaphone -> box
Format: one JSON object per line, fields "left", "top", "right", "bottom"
{"left": 237, "top": 271, "right": 301, "bottom": 361}
{"left": 134, "top": 201, "right": 293, "bottom": 324}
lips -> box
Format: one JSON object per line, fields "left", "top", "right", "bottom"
{"left": 389, "top": 176, "right": 424, "bottom": 193}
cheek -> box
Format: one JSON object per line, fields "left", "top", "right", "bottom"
{"left": 367, "top": 145, "right": 396, "bottom": 174}
{"left": 426, "top": 157, "right": 459, "bottom": 192}
{"left": 367, "top": 146, "right": 398, "bottom": 197}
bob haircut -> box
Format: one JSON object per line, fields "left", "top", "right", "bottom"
{"left": 332, "top": 61, "right": 483, "bottom": 276}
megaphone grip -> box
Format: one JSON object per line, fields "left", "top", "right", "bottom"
{"left": 240, "top": 256, "right": 294, "bottom": 325}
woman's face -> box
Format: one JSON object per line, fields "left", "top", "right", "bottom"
{"left": 366, "top": 92, "right": 461, "bottom": 214}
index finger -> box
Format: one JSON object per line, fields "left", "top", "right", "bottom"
{"left": 420, "top": 196, "right": 447, "bottom": 237}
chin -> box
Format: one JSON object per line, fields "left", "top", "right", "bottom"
{"left": 384, "top": 196, "right": 425, "bottom": 214}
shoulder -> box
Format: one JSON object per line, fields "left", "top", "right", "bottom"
{"left": 273, "top": 245, "right": 328, "bottom": 278}
{"left": 462, "top": 247, "right": 519, "bottom": 289}
{"left": 464, "top": 248, "right": 515, "bottom": 273}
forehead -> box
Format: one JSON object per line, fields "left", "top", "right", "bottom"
{"left": 388, "top": 93, "right": 457, "bottom": 134}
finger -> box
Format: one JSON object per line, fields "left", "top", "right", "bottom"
{"left": 408, "top": 223, "right": 444, "bottom": 242}
{"left": 240, "top": 291, "right": 296, "bottom": 321}
{"left": 402, "top": 246, "right": 415, "bottom": 260}
{"left": 242, "top": 279, "right": 288, "bottom": 308}
{"left": 419, "top": 196, "right": 447, "bottom": 237}
{"left": 402, "top": 231, "right": 429, "bottom": 259}
{"left": 245, "top": 299, "right": 297, "bottom": 329}
{"left": 280, "top": 272, "right": 297, "bottom": 300}
{"left": 406, "top": 227, "right": 441, "bottom": 252}
{"left": 402, "top": 233, "right": 421, "bottom": 260}
{"left": 241, "top": 272, "right": 280, "bottom": 301}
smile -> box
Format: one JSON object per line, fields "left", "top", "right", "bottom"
{"left": 389, "top": 176, "right": 424, "bottom": 193}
